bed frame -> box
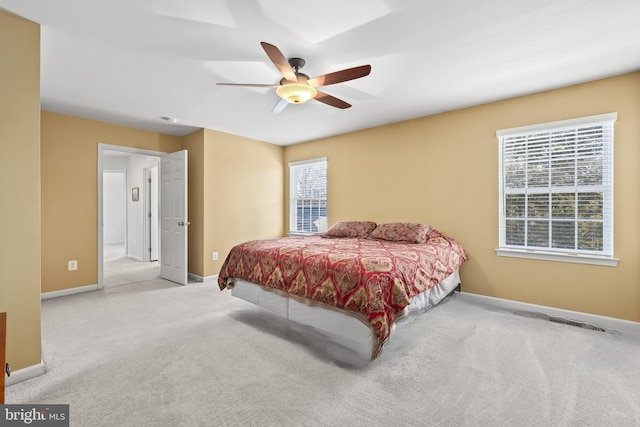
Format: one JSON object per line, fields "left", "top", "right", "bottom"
{"left": 230, "top": 269, "right": 461, "bottom": 360}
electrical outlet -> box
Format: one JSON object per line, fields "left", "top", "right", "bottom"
{"left": 68, "top": 260, "right": 78, "bottom": 271}
{"left": 212, "top": 252, "right": 219, "bottom": 261}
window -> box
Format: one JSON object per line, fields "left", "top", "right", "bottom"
{"left": 289, "top": 157, "right": 327, "bottom": 234}
{"left": 496, "top": 113, "right": 617, "bottom": 266}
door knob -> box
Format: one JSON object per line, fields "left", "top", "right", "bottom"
{"left": 178, "top": 221, "right": 190, "bottom": 226}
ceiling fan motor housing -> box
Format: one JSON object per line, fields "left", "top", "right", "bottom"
{"left": 288, "top": 57, "right": 306, "bottom": 71}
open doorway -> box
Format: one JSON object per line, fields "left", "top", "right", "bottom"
{"left": 103, "top": 169, "right": 127, "bottom": 260}
{"left": 99, "top": 146, "right": 162, "bottom": 288}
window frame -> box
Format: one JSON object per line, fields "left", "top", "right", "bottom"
{"left": 288, "top": 157, "right": 328, "bottom": 235}
{"left": 496, "top": 113, "right": 618, "bottom": 267}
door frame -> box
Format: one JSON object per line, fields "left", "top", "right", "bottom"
{"left": 98, "top": 143, "right": 165, "bottom": 289}
{"left": 144, "top": 166, "right": 159, "bottom": 262}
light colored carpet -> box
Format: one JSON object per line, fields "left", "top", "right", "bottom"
{"left": 7, "top": 276, "right": 640, "bottom": 427}
{"left": 103, "top": 243, "right": 160, "bottom": 288}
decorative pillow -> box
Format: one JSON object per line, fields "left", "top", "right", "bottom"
{"left": 368, "top": 222, "right": 432, "bottom": 244}
{"left": 324, "top": 221, "right": 378, "bottom": 238}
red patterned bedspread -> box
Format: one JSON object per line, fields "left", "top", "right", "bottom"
{"left": 218, "top": 230, "right": 468, "bottom": 351}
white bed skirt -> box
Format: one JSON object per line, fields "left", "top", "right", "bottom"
{"left": 230, "top": 269, "right": 461, "bottom": 360}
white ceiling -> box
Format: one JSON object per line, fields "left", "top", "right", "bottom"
{"left": 2, "top": 0, "right": 639, "bottom": 146}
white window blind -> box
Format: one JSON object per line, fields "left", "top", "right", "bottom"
{"left": 289, "top": 158, "right": 327, "bottom": 234}
{"left": 497, "top": 113, "right": 617, "bottom": 264}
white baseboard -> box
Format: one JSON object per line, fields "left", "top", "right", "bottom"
{"left": 41, "top": 284, "right": 98, "bottom": 300}
{"left": 6, "top": 361, "right": 46, "bottom": 386}
{"left": 458, "top": 292, "right": 640, "bottom": 339}
{"left": 188, "top": 273, "right": 218, "bottom": 283}
{"left": 41, "top": 273, "right": 219, "bottom": 298}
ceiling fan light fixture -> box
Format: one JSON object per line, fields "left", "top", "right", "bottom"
{"left": 276, "top": 83, "right": 317, "bottom": 104}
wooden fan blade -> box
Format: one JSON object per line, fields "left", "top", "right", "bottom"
{"left": 307, "top": 65, "right": 371, "bottom": 87}
{"left": 216, "top": 83, "right": 279, "bottom": 88}
{"left": 261, "top": 42, "right": 298, "bottom": 82}
{"left": 272, "top": 98, "right": 289, "bottom": 114}
{"left": 314, "top": 91, "right": 351, "bottom": 109}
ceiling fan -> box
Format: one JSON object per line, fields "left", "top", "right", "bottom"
{"left": 217, "top": 42, "right": 371, "bottom": 113}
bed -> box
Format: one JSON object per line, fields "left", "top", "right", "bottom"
{"left": 218, "top": 221, "right": 468, "bottom": 360}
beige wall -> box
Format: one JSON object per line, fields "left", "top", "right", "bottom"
{"left": 284, "top": 72, "right": 640, "bottom": 322}
{"left": 202, "top": 129, "right": 284, "bottom": 278}
{"left": 180, "top": 128, "right": 286, "bottom": 279}
{"left": 41, "top": 111, "right": 182, "bottom": 293}
{"left": 0, "top": 11, "right": 42, "bottom": 370}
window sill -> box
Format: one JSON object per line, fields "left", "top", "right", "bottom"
{"left": 288, "top": 232, "right": 317, "bottom": 237}
{"left": 496, "top": 248, "right": 619, "bottom": 267}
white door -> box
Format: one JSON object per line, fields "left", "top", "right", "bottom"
{"left": 160, "top": 150, "right": 188, "bottom": 285}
